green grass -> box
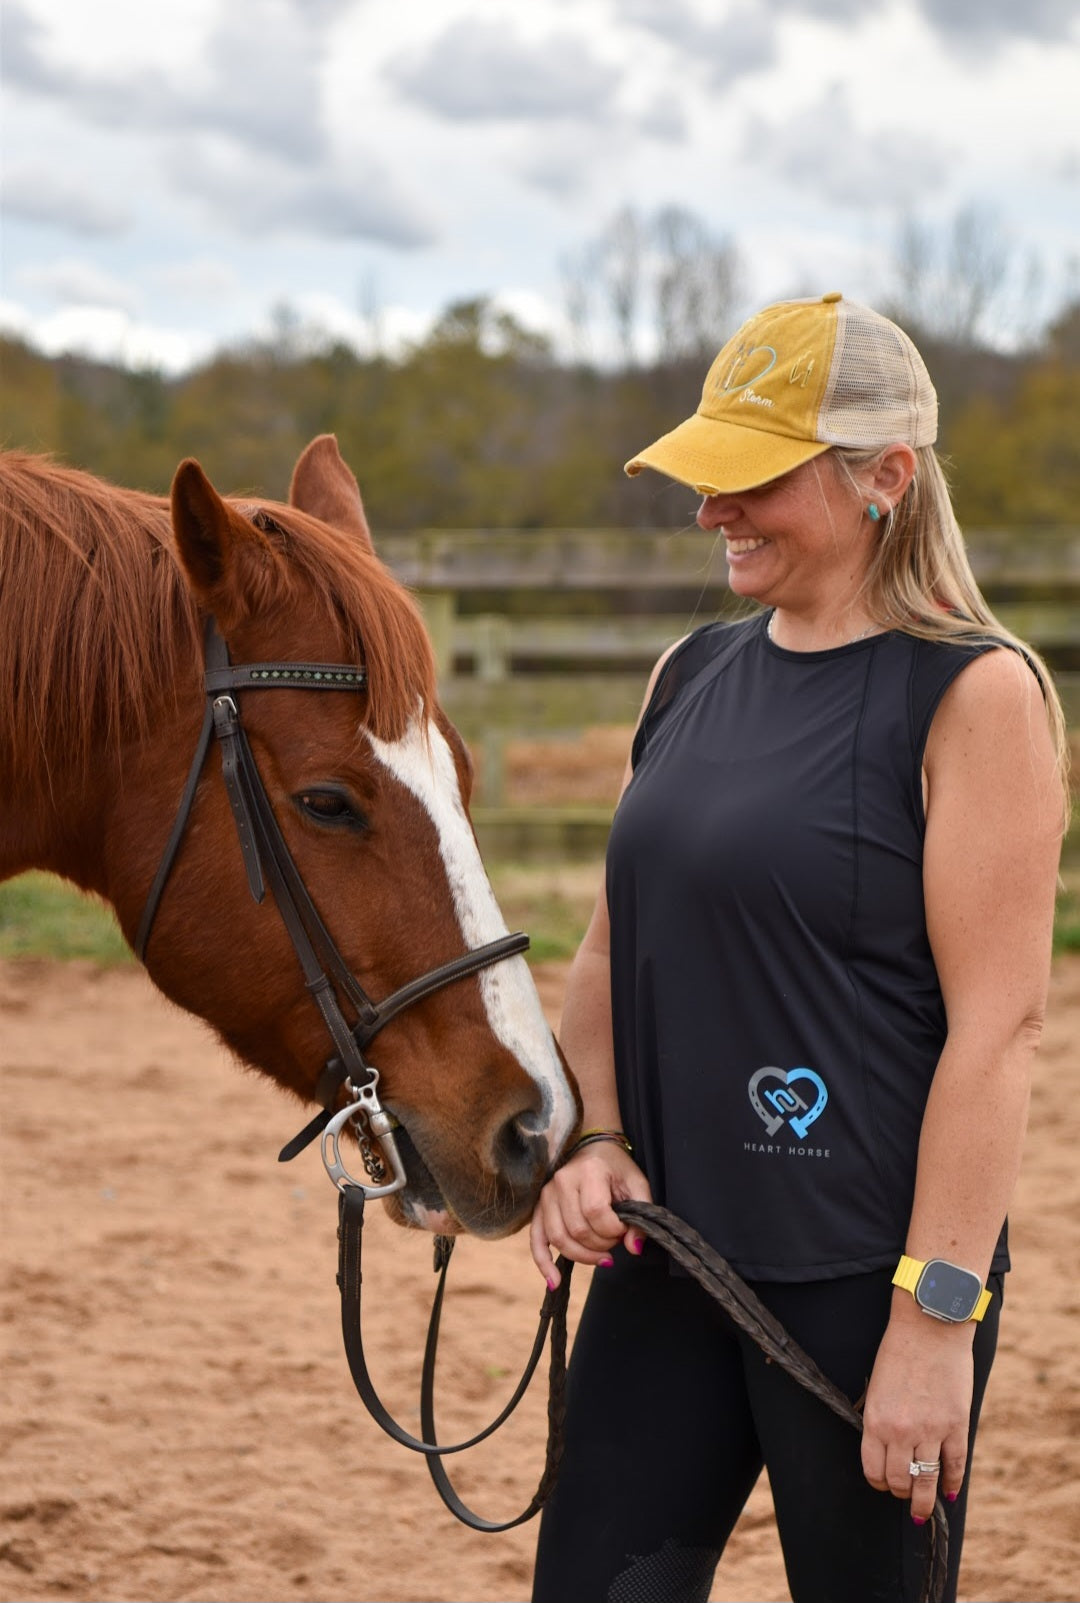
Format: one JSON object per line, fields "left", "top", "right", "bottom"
{"left": 484, "top": 860, "right": 601, "bottom": 963}
{"left": 2, "top": 859, "right": 1076, "bottom": 965}
{"left": 0, "top": 872, "right": 133, "bottom": 964}
{"left": 0, "top": 863, "right": 601, "bottom": 969}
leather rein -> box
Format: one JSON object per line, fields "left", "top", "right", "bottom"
{"left": 334, "top": 1195, "right": 947, "bottom": 1598}
{"left": 135, "top": 614, "right": 529, "bottom": 1184}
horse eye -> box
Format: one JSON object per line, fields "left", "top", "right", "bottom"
{"left": 295, "top": 790, "right": 367, "bottom": 831}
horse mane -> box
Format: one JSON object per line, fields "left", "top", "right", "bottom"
{"left": 241, "top": 495, "right": 438, "bottom": 738}
{"left": 0, "top": 452, "right": 436, "bottom": 796}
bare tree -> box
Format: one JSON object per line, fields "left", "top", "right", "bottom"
{"left": 563, "top": 204, "right": 741, "bottom": 369}
{"left": 560, "top": 247, "right": 594, "bottom": 365}
{"left": 652, "top": 205, "right": 740, "bottom": 361}
{"left": 890, "top": 205, "right": 1015, "bottom": 343}
{"left": 602, "top": 206, "right": 646, "bottom": 366}
{"left": 357, "top": 269, "right": 385, "bottom": 359}
{"left": 946, "top": 205, "right": 1010, "bottom": 340}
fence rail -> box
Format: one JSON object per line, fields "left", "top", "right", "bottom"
{"left": 378, "top": 527, "right": 1080, "bottom": 595}
{"left": 373, "top": 527, "right": 1080, "bottom": 852}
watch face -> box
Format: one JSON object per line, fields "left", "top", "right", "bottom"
{"left": 916, "top": 1259, "right": 981, "bottom": 1322}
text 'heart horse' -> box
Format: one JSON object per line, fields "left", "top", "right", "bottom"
{"left": 0, "top": 436, "right": 580, "bottom": 1236}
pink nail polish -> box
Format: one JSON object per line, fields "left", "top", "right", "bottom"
{"left": 912, "top": 1515, "right": 927, "bottom": 1526}
{"left": 629, "top": 1238, "right": 644, "bottom": 1256}
{"left": 946, "top": 1492, "right": 958, "bottom": 1504}
{"left": 598, "top": 1254, "right": 615, "bottom": 1268}
{"left": 546, "top": 1276, "right": 558, "bottom": 1291}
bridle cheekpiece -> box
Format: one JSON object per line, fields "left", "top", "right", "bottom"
{"left": 135, "top": 615, "right": 529, "bottom": 1194}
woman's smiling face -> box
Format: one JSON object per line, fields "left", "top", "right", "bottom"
{"left": 696, "top": 453, "right": 876, "bottom": 615}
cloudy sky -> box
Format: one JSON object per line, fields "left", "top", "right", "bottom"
{"left": 2, "top": 0, "right": 1079, "bottom": 372}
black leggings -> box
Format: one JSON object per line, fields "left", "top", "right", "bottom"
{"left": 532, "top": 1248, "right": 1001, "bottom": 1603}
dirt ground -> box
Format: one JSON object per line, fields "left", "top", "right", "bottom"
{"left": 2, "top": 953, "right": 1079, "bottom": 1603}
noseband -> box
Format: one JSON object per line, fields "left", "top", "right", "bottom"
{"left": 135, "top": 615, "right": 529, "bottom": 1190}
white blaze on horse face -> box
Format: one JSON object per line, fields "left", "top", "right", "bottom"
{"left": 366, "top": 716, "right": 577, "bottom": 1156}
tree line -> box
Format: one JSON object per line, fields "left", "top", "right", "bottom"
{"left": 2, "top": 264, "right": 1077, "bottom": 534}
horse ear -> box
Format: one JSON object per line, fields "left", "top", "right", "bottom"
{"left": 171, "top": 458, "right": 267, "bottom": 619}
{"left": 288, "top": 434, "right": 374, "bottom": 553}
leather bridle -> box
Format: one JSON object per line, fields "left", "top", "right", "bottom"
{"left": 135, "top": 614, "right": 530, "bottom": 1188}
{"left": 134, "top": 622, "right": 950, "bottom": 1594}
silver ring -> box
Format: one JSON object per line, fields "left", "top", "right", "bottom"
{"left": 908, "top": 1458, "right": 942, "bottom": 1477}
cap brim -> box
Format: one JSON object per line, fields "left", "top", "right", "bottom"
{"left": 624, "top": 412, "right": 831, "bottom": 494}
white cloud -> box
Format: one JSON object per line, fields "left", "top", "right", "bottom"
{"left": 4, "top": 0, "right": 337, "bottom": 162}
{"left": 776, "top": 0, "right": 880, "bottom": 19}
{"left": 0, "top": 299, "right": 214, "bottom": 373}
{"left": 2, "top": 0, "right": 1077, "bottom": 375}
{"left": 637, "top": 94, "right": 688, "bottom": 143}
{"left": 1, "top": 165, "right": 131, "bottom": 236}
{"left": 15, "top": 258, "right": 140, "bottom": 311}
{"left": 2, "top": 0, "right": 219, "bottom": 76}
{"left": 150, "top": 258, "right": 242, "bottom": 302}
{"left": 513, "top": 126, "right": 617, "bottom": 198}
{"left": 620, "top": 0, "right": 780, "bottom": 81}
{"left": 386, "top": 18, "right": 622, "bottom": 121}
{"left": 744, "top": 85, "right": 950, "bottom": 208}
{"left": 162, "top": 137, "right": 436, "bottom": 247}
{"left": 620, "top": 0, "right": 1080, "bottom": 53}
{"left": 916, "top": 0, "right": 1080, "bottom": 48}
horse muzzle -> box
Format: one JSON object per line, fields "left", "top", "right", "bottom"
{"left": 382, "top": 1114, "right": 550, "bottom": 1239}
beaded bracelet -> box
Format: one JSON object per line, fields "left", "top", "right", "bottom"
{"left": 559, "top": 1127, "right": 633, "bottom": 1166}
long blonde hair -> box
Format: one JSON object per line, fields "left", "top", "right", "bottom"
{"left": 832, "top": 443, "right": 1071, "bottom": 816}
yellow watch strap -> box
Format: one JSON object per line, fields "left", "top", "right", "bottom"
{"left": 892, "top": 1254, "right": 991, "bottom": 1322}
{"left": 892, "top": 1254, "right": 924, "bottom": 1295}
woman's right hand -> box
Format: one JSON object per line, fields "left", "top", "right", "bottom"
{"left": 530, "top": 1142, "right": 653, "bottom": 1289}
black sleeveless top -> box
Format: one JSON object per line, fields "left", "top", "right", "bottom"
{"left": 607, "top": 612, "right": 1009, "bottom": 1281}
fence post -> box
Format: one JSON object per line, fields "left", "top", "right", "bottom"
{"left": 474, "top": 614, "right": 511, "bottom": 683}
{"left": 471, "top": 615, "right": 509, "bottom": 805}
{"left": 414, "top": 588, "right": 455, "bottom": 682}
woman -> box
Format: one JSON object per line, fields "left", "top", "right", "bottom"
{"left": 529, "top": 293, "right": 1067, "bottom": 1603}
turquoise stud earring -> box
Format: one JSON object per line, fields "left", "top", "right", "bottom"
{"left": 868, "top": 502, "right": 881, "bottom": 522}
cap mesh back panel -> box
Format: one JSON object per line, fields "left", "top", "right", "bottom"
{"left": 819, "top": 301, "right": 938, "bottom": 448}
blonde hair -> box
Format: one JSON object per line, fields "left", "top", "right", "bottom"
{"left": 831, "top": 443, "right": 1071, "bottom": 817}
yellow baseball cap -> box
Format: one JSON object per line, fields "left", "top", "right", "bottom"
{"left": 624, "top": 292, "right": 938, "bottom": 495}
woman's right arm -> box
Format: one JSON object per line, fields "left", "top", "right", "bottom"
{"left": 529, "top": 641, "right": 685, "bottom": 1289}
{"left": 528, "top": 887, "right": 653, "bottom": 1287}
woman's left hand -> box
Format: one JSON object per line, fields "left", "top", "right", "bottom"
{"left": 860, "top": 1304, "right": 975, "bottom": 1524}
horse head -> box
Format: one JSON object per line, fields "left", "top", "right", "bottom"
{"left": 108, "top": 436, "right": 580, "bottom": 1237}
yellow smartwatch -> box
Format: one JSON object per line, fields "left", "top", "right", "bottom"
{"left": 892, "top": 1255, "right": 992, "bottom": 1323}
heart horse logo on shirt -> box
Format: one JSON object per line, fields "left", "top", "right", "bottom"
{"left": 748, "top": 1066, "right": 829, "bottom": 1140}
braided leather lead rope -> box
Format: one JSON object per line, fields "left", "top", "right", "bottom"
{"left": 614, "top": 1200, "right": 948, "bottom": 1603}
{"left": 335, "top": 1189, "right": 945, "bottom": 1599}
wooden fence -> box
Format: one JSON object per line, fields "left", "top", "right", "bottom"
{"left": 375, "top": 527, "right": 1080, "bottom": 859}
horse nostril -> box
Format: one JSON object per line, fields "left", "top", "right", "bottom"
{"left": 490, "top": 1111, "right": 546, "bottom": 1191}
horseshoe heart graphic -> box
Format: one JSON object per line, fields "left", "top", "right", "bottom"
{"left": 747, "top": 1066, "right": 829, "bottom": 1140}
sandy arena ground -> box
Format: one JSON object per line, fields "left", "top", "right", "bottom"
{"left": 2, "top": 953, "right": 1079, "bottom": 1603}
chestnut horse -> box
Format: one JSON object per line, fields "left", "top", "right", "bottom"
{"left": 0, "top": 436, "right": 579, "bottom": 1237}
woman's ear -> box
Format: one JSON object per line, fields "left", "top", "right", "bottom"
{"left": 869, "top": 444, "right": 917, "bottom": 510}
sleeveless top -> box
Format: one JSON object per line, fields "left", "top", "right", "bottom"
{"left": 606, "top": 612, "right": 1010, "bottom": 1282}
